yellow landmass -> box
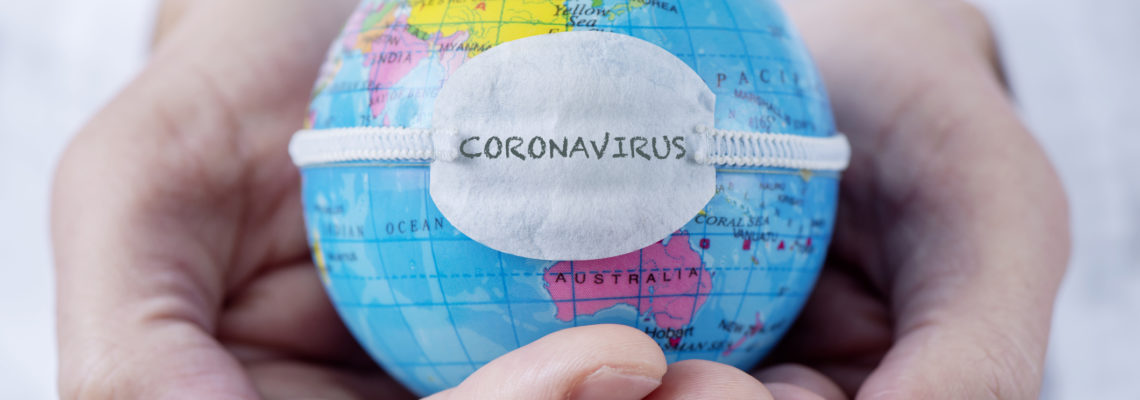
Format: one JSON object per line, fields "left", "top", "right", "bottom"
{"left": 311, "top": 230, "right": 331, "bottom": 285}
{"left": 354, "top": 1, "right": 402, "bottom": 53}
{"left": 609, "top": 0, "right": 647, "bottom": 21}
{"left": 407, "top": 0, "right": 570, "bottom": 56}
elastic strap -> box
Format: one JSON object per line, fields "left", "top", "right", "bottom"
{"left": 290, "top": 126, "right": 851, "bottom": 171}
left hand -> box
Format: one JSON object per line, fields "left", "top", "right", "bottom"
{"left": 51, "top": 0, "right": 806, "bottom": 398}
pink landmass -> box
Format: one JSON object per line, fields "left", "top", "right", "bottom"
{"left": 722, "top": 312, "right": 765, "bottom": 357}
{"left": 543, "top": 232, "right": 712, "bottom": 330}
{"left": 365, "top": 16, "right": 468, "bottom": 122}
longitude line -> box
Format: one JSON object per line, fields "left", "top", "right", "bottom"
{"left": 717, "top": 0, "right": 764, "bottom": 130}
{"left": 624, "top": 0, "right": 635, "bottom": 35}
{"left": 635, "top": 248, "right": 644, "bottom": 330}
{"left": 421, "top": 168, "right": 478, "bottom": 375}
{"left": 682, "top": 203, "right": 709, "bottom": 363}
{"left": 364, "top": 167, "right": 446, "bottom": 385}
{"left": 497, "top": 252, "right": 523, "bottom": 347}
{"left": 570, "top": 260, "right": 578, "bottom": 327}
{"left": 322, "top": 169, "right": 400, "bottom": 370}
{"left": 418, "top": 0, "right": 456, "bottom": 89}
{"left": 362, "top": 12, "right": 447, "bottom": 387}
{"left": 673, "top": 0, "right": 700, "bottom": 75}
{"left": 365, "top": 7, "right": 399, "bottom": 126}
{"left": 710, "top": 1, "right": 773, "bottom": 360}
{"left": 493, "top": 0, "right": 507, "bottom": 44}
{"left": 718, "top": 176, "right": 767, "bottom": 359}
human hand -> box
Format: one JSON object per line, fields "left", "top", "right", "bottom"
{"left": 755, "top": 0, "right": 1070, "bottom": 398}
{"left": 52, "top": 0, "right": 1067, "bottom": 399}
{"left": 50, "top": 1, "right": 792, "bottom": 399}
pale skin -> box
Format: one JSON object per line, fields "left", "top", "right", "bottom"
{"left": 52, "top": 0, "right": 1069, "bottom": 398}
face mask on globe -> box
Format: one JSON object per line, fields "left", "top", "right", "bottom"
{"left": 290, "top": 31, "right": 849, "bottom": 261}
{"left": 289, "top": 5, "right": 849, "bottom": 395}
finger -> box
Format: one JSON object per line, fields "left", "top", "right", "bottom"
{"left": 154, "top": 0, "right": 191, "bottom": 45}
{"left": 426, "top": 325, "right": 666, "bottom": 400}
{"left": 766, "top": 385, "right": 826, "bottom": 400}
{"left": 245, "top": 360, "right": 414, "bottom": 400}
{"left": 764, "top": 265, "right": 890, "bottom": 393}
{"left": 218, "top": 261, "right": 373, "bottom": 367}
{"left": 644, "top": 360, "right": 771, "bottom": 400}
{"left": 756, "top": 364, "right": 847, "bottom": 400}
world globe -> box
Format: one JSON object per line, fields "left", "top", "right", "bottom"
{"left": 295, "top": 0, "right": 843, "bottom": 395}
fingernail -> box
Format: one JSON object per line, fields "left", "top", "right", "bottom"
{"left": 571, "top": 366, "right": 661, "bottom": 400}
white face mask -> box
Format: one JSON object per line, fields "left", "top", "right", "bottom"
{"left": 290, "top": 31, "right": 850, "bottom": 261}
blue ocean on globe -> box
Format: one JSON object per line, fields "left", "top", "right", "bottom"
{"left": 296, "top": 0, "right": 841, "bottom": 395}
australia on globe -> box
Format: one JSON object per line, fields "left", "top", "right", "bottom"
{"left": 291, "top": 0, "right": 847, "bottom": 395}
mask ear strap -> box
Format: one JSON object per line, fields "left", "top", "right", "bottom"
{"left": 289, "top": 127, "right": 440, "bottom": 166}
{"left": 694, "top": 126, "right": 851, "bottom": 171}
{"left": 290, "top": 126, "right": 852, "bottom": 172}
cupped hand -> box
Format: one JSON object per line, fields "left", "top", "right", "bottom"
{"left": 52, "top": 0, "right": 1067, "bottom": 399}
{"left": 762, "top": 0, "right": 1070, "bottom": 398}
{"left": 51, "top": 1, "right": 777, "bottom": 399}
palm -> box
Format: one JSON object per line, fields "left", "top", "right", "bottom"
{"left": 196, "top": 74, "right": 414, "bottom": 398}
{"left": 186, "top": 100, "right": 408, "bottom": 397}
{"left": 52, "top": 0, "right": 413, "bottom": 397}
{"left": 142, "top": 16, "right": 414, "bottom": 399}
{"left": 758, "top": 2, "right": 1068, "bottom": 397}
{"left": 764, "top": 131, "right": 946, "bottom": 394}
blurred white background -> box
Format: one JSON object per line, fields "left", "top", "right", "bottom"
{"left": 0, "top": 1, "right": 154, "bottom": 398}
{"left": 0, "top": 0, "right": 1136, "bottom": 398}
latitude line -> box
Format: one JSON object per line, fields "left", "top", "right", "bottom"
{"left": 335, "top": 290, "right": 805, "bottom": 308}
{"left": 301, "top": 163, "right": 844, "bottom": 180}
{"left": 324, "top": 82, "right": 816, "bottom": 99}
{"left": 327, "top": 265, "right": 815, "bottom": 282}
{"left": 319, "top": 231, "right": 835, "bottom": 245}
{"left": 359, "top": 20, "right": 794, "bottom": 35}
{"left": 336, "top": 44, "right": 802, "bottom": 63}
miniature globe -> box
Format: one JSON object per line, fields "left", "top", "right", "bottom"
{"left": 298, "top": 0, "right": 841, "bottom": 395}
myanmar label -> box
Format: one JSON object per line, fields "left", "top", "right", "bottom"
{"left": 429, "top": 31, "right": 717, "bottom": 261}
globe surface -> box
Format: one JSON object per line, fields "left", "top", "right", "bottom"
{"left": 300, "top": 0, "right": 840, "bottom": 395}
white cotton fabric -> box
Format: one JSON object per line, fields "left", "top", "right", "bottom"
{"left": 428, "top": 31, "right": 719, "bottom": 261}
{"left": 289, "top": 32, "right": 851, "bottom": 260}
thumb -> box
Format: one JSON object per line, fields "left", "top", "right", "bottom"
{"left": 426, "top": 324, "right": 667, "bottom": 400}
